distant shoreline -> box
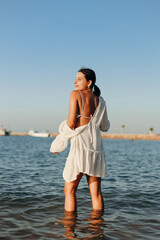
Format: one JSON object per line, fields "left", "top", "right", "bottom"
{"left": 101, "top": 133, "right": 160, "bottom": 141}
{"left": 5, "top": 132, "right": 160, "bottom": 141}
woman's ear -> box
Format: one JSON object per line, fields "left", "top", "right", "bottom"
{"left": 88, "top": 80, "right": 92, "bottom": 88}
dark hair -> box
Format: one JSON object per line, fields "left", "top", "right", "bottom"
{"left": 78, "top": 68, "right": 101, "bottom": 97}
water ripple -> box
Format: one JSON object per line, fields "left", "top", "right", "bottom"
{"left": 0, "top": 137, "right": 160, "bottom": 239}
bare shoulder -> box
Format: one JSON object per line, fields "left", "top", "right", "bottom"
{"left": 69, "top": 90, "right": 79, "bottom": 99}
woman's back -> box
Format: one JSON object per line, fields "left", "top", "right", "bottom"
{"left": 75, "top": 90, "right": 99, "bottom": 128}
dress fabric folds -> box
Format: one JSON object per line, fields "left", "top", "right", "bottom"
{"left": 50, "top": 96, "right": 110, "bottom": 182}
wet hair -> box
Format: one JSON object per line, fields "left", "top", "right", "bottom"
{"left": 78, "top": 68, "right": 101, "bottom": 97}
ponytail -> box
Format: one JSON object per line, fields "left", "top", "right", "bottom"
{"left": 93, "top": 84, "right": 101, "bottom": 97}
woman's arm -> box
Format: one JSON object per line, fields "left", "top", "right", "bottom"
{"left": 67, "top": 91, "right": 78, "bottom": 129}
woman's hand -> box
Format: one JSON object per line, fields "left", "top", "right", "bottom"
{"left": 53, "top": 152, "right": 58, "bottom": 155}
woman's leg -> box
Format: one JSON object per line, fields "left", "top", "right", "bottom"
{"left": 86, "top": 175, "right": 104, "bottom": 211}
{"left": 64, "top": 173, "right": 83, "bottom": 212}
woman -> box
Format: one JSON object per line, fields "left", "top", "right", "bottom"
{"left": 50, "top": 68, "right": 110, "bottom": 212}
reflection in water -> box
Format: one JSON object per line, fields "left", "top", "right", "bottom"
{"left": 61, "top": 211, "right": 77, "bottom": 239}
{"left": 61, "top": 210, "right": 104, "bottom": 239}
{"left": 86, "top": 210, "right": 104, "bottom": 238}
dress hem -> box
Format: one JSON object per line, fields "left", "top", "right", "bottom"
{"left": 63, "top": 171, "right": 108, "bottom": 183}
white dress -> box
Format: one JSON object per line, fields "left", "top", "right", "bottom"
{"left": 50, "top": 95, "right": 110, "bottom": 182}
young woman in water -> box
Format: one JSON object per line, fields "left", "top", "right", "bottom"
{"left": 50, "top": 68, "right": 110, "bottom": 212}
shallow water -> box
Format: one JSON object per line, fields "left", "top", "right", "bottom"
{"left": 0, "top": 136, "right": 160, "bottom": 239}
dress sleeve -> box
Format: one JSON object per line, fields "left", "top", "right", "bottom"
{"left": 100, "top": 105, "right": 110, "bottom": 132}
{"left": 50, "top": 134, "right": 68, "bottom": 153}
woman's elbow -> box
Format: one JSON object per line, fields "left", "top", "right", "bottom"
{"left": 67, "top": 120, "right": 76, "bottom": 129}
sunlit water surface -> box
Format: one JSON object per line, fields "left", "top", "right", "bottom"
{"left": 0, "top": 136, "right": 160, "bottom": 239}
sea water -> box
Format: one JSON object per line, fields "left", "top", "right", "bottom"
{"left": 0, "top": 136, "right": 160, "bottom": 239}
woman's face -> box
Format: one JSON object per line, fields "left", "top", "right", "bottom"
{"left": 74, "top": 72, "right": 91, "bottom": 91}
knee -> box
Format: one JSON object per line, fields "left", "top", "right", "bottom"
{"left": 64, "top": 185, "right": 76, "bottom": 196}
{"left": 89, "top": 189, "right": 102, "bottom": 199}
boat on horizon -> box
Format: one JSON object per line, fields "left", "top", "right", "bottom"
{"left": 28, "top": 130, "right": 50, "bottom": 137}
{"left": 0, "top": 128, "right": 10, "bottom": 136}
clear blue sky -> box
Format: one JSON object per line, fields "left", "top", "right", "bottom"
{"left": 0, "top": 0, "right": 160, "bottom": 133}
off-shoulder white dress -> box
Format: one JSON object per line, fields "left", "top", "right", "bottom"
{"left": 50, "top": 95, "right": 110, "bottom": 182}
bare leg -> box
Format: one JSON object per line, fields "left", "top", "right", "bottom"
{"left": 64, "top": 173, "right": 83, "bottom": 212}
{"left": 86, "top": 175, "right": 104, "bottom": 211}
